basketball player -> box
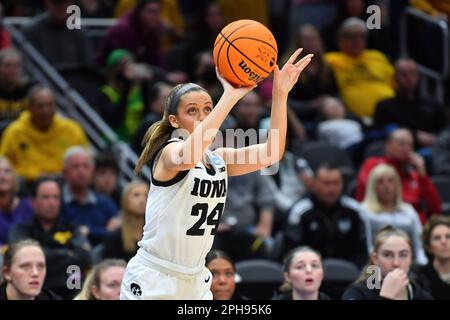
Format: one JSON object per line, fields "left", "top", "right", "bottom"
{"left": 120, "top": 48, "right": 313, "bottom": 299}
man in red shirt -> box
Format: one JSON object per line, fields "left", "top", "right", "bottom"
{"left": 356, "top": 128, "right": 442, "bottom": 223}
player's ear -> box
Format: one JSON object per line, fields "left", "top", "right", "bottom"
{"left": 168, "top": 115, "right": 179, "bottom": 128}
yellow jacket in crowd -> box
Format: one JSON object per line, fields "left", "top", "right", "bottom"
{"left": 0, "top": 111, "right": 89, "bottom": 181}
{"left": 410, "top": 0, "right": 450, "bottom": 16}
{"left": 324, "top": 49, "right": 395, "bottom": 118}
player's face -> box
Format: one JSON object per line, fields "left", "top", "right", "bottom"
{"left": 174, "top": 91, "right": 213, "bottom": 134}
{"left": 4, "top": 246, "right": 46, "bottom": 299}
{"left": 372, "top": 236, "right": 412, "bottom": 278}
{"left": 126, "top": 183, "right": 149, "bottom": 216}
{"left": 208, "top": 258, "right": 236, "bottom": 300}
{"left": 0, "top": 158, "right": 16, "bottom": 193}
{"left": 285, "top": 251, "right": 323, "bottom": 297}
{"left": 428, "top": 224, "right": 450, "bottom": 260}
{"left": 93, "top": 266, "right": 125, "bottom": 300}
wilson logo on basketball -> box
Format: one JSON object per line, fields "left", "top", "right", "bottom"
{"left": 238, "top": 60, "right": 262, "bottom": 83}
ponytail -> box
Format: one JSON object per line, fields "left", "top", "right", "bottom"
{"left": 135, "top": 115, "right": 173, "bottom": 173}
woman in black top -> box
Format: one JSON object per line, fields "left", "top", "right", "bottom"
{"left": 0, "top": 239, "right": 59, "bottom": 300}
{"left": 415, "top": 216, "right": 450, "bottom": 300}
{"left": 273, "top": 246, "right": 330, "bottom": 300}
{"left": 102, "top": 180, "right": 148, "bottom": 262}
{"left": 342, "top": 226, "right": 433, "bottom": 300}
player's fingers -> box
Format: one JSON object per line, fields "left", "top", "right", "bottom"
{"left": 287, "top": 48, "right": 304, "bottom": 65}
{"left": 295, "top": 54, "right": 314, "bottom": 68}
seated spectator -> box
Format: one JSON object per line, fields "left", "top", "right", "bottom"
{"left": 214, "top": 170, "right": 275, "bottom": 262}
{"left": 22, "top": 0, "right": 94, "bottom": 71}
{"left": 100, "top": 49, "right": 152, "bottom": 143}
{"left": 205, "top": 249, "right": 246, "bottom": 300}
{"left": 324, "top": 17, "right": 395, "bottom": 120}
{"left": 93, "top": 152, "right": 122, "bottom": 208}
{"left": 8, "top": 177, "right": 92, "bottom": 299}
{"left": 114, "top": 0, "right": 185, "bottom": 51}
{"left": 102, "top": 180, "right": 148, "bottom": 262}
{"left": 273, "top": 246, "right": 330, "bottom": 300}
{"left": 165, "top": 2, "right": 225, "bottom": 78}
{"left": 97, "top": 0, "right": 166, "bottom": 68}
{"left": 0, "top": 4, "right": 11, "bottom": 50}
{"left": 0, "top": 157, "right": 32, "bottom": 246}
{"left": 342, "top": 226, "right": 433, "bottom": 300}
{"left": 362, "top": 163, "right": 428, "bottom": 265}
{"left": 416, "top": 216, "right": 450, "bottom": 300}
{"left": 317, "top": 96, "right": 363, "bottom": 149}
{"left": 322, "top": 0, "right": 390, "bottom": 54}
{"left": 0, "top": 85, "right": 89, "bottom": 182}
{"left": 60, "top": 147, "right": 120, "bottom": 245}
{"left": 374, "top": 58, "right": 446, "bottom": 148}
{"left": 0, "top": 48, "right": 34, "bottom": 133}
{"left": 132, "top": 81, "right": 172, "bottom": 154}
{"left": 284, "top": 24, "right": 338, "bottom": 116}
{"left": 356, "top": 128, "right": 442, "bottom": 223}
{"left": 285, "top": 164, "right": 372, "bottom": 267}
{"left": 432, "top": 126, "right": 450, "bottom": 175}
{"left": 74, "top": 259, "right": 126, "bottom": 300}
{"left": 0, "top": 239, "right": 60, "bottom": 300}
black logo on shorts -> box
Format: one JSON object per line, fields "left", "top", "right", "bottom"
{"left": 130, "top": 283, "right": 142, "bottom": 297}
{"left": 204, "top": 275, "right": 211, "bottom": 283}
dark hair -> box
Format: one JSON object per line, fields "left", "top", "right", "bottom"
{"left": 95, "top": 153, "right": 119, "bottom": 173}
{"left": 314, "top": 163, "right": 342, "bottom": 177}
{"left": 205, "top": 250, "right": 235, "bottom": 272}
{"left": 135, "top": 83, "right": 208, "bottom": 173}
{"left": 31, "top": 176, "right": 62, "bottom": 198}
{"left": 422, "top": 215, "right": 450, "bottom": 257}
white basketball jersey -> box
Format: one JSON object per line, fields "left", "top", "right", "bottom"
{"left": 138, "top": 139, "right": 228, "bottom": 272}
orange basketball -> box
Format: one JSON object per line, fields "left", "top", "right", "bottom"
{"left": 213, "top": 19, "right": 278, "bottom": 87}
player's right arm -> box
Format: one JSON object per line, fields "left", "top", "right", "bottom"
{"left": 158, "top": 80, "right": 255, "bottom": 174}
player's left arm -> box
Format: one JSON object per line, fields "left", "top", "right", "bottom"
{"left": 216, "top": 49, "right": 313, "bottom": 176}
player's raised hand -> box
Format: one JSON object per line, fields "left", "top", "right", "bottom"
{"left": 273, "top": 48, "right": 313, "bottom": 95}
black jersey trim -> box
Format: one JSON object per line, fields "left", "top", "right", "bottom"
{"left": 150, "top": 139, "right": 189, "bottom": 187}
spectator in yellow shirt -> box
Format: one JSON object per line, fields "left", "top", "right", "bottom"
{"left": 324, "top": 17, "right": 395, "bottom": 120}
{"left": 0, "top": 85, "right": 89, "bottom": 181}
